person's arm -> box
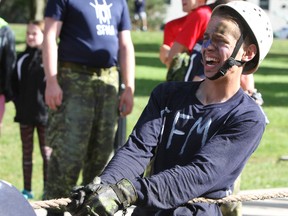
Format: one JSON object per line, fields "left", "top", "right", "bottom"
{"left": 67, "top": 83, "right": 165, "bottom": 215}
{"left": 3, "top": 26, "right": 16, "bottom": 102}
{"left": 97, "top": 86, "right": 266, "bottom": 210}
{"left": 100, "top": 83, "right": 167, "bottom": 183}
{"left": 159, "top": 17, "right": 186, "bottom": 67}
{"left": 42, "top": 17, "right": 63, "bottom": 111}
{"left": 241, "top": 74, "right": 264, "bottom": 105}
{"left": 159, "top": 44, "right": 171, "bottom": 66}
{"left": 132, "top": 108, "right": 266, "bottom": 209}
{"left": 166, "top": 7, "right": 211, "bottom": 68}
{"left": 159, "top": 21, "right": 173, "bottom": 66}
{"left": 118, "top": 30, "right": 135, "bottom": 116}
{"left": 240, "top": 74, "right": 255, "bottom": 94}
{"left": 166, "top": 42, "right": 189, "bottom": 67}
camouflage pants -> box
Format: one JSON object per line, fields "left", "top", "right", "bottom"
{"left": 44, "top": 64, "right": 119, "bottom": 199}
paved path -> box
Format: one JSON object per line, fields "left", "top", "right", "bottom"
{"left": 242, "top": 198, "right": 288, "bottom": 216}
{"left": 241, "top": 188, "right": 288, "bottom": 216}
{"left": 35, "top": 188, "right": 288, "bottom": 216}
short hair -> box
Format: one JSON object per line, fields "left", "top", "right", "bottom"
{"left": 28, "top": 20, "right": 45, "bottom": 32}
{"left": 211, "top": 5, "right": 259, "bottom": 73}
{"left": 211, "top": 6, "right": 256, "bottom": 47}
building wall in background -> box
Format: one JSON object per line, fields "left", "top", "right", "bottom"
{"left": 165, "top": 0, "right": 288, "bottom": 31}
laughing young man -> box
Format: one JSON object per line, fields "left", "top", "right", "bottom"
{"left": 68, "top": 1, "right": 273, "bottom": 215}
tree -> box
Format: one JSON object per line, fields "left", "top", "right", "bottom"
{"left": 0, "top": 0, "right": 46, "bottom": 23}
{"left": 0, "top": 0, "right": 29, "bottom": 23}
{"left": 127, "top": 0, "right": 167, "bottom": 30}
{"left": 1, "top": 0, "right": 166, "bottom": 30}
{"left": 29, "top": 0, "right": 47, "bottom": 21}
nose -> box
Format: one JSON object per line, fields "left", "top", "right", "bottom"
{"left": 27, "top": 34, "right": 34, "bottom": 39}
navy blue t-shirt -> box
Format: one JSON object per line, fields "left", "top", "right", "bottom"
{"left": 45, "top": 0, "right": 131, "bottom": 67}
{"left": 100, "top": 81, "right": 266, "bottom": 215}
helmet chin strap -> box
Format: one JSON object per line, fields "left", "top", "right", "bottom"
{"left": 207, "top": 33, "right": 246, "bottom": 80}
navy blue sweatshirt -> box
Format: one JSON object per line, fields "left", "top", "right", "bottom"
{"left": 101, "top": 81, "right": 266, "bottom": 215}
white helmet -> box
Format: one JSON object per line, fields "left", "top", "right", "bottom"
{"left": 212, "top": 1, "right": 273, "bottom": 74}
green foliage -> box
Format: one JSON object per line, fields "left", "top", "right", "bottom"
{"left": 11, "top": 24, "right": 27, "bottom": 52}
{"left": 2, "top": 0, "right": 167, "bottom": 30}
{"left": 0, "top": 0, "right": 30, "bottom": 23}
{"left": 127, "top": 0, "right": 167, "bottom": 30}
{"left": 1, "top": 25, "right": 288, "bottom": 201}
{"left": 0, "top": 0, "right": 47, "bottom": 22}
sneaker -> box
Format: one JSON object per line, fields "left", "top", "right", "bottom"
{"left": 141, "top": 26, "right": 148, "bottom": 31}
{"left": 22, "top": 189, "right": 34, "bottom": 199}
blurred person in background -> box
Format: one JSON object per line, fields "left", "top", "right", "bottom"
{"left": 133, "top": 0, "right": 148, "bottom": 31}
{"left": 42, "top": 0, "right": 135, "bottom": 215}
{"left": 12, "top": 20, "right": 51, "bottom": 200}
{"left": 0, "top": 15, "right": 16, "bottom": 135}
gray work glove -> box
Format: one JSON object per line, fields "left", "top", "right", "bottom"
{"left": 67, "top": 176, "right": 102, "bottom": 215}
{"left": 72, "top": 178, "right": 138, "bottom": 216}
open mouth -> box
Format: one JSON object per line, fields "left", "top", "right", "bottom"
{"left": 205, "top": 57, "right": 219, "bottom": 66}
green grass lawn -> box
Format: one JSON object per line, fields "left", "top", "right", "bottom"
{"left": 1, "top": 25, "right": 288, "bottom": 200}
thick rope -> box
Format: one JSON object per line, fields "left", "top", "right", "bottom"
{"left": 188, "top": 190, "right": 288, "bottom": 204}
{"left": 30, "top": 198, "right": 71, "bottom": 210}
{"left": 30, "top": 190, "right": 288, "bottom": 210}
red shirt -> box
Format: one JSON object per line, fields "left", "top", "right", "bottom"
{"left": 163, "top": 16, "right": 187, "bottom": 47}
{"left": 163, "top": 5, "right": 212, "bottom": 52}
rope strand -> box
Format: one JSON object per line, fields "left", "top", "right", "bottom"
{"left": 30, "top": 198, "right": 71, "bottom": 209}
{"left": 29, "top": 190, "right": 288, "bottom": 210}
{"left": 188, "top": 190, "right": 288, "bottom": 204}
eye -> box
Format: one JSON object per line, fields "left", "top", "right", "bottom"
{"left": 217, "top": 40, "right": 227, "bottom": 46}
{"left": 212, "top": 35, "right": 230, "bottom": 48}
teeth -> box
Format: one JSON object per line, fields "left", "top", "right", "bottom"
{"left": 206, "top": 57, "right": 218, "bottom": 62}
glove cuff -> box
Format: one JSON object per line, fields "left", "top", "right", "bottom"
{"left": 111, "top": 178, "right": 138, "bottom": 210}
{"left": 85, "top": 176, "right": 102, "bottom": 193}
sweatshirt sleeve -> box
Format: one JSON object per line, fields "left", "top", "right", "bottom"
{"left": 101, "top": 83, "right": 266, "bottom": 211}
{"left": 132, "top": 106, "right": 266, "bottom": 209}
{"left": 100, "top": 83, "right": 167, "bottom": 184}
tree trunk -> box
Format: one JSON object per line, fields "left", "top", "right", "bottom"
{"left": 29, "top": 0, "right": 46, "bottom": 21}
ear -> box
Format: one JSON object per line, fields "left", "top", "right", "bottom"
{"left": 242, "top": 44, "right": 257, "bottom": 62}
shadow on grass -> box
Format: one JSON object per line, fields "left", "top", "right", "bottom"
{"left": 134, "top": 42, "right": 164, "bottom": 68}
{"left": 135, "top": 78, "right": 163, "bottom": 97}
{"left": 257, "top": 82, "right": 288, "bottom": 107}
{"left": 134, "top": 43, "right": 161, "bottom": 53}
{"left": 136, "top": 55, "right": 163, "bottom": 68}
{"left": 258, "top": 66, "right": 288, "bottom": 76}
{"left": 266, "top": 52, "right": 288, "bottom": 59}
{"left": 255, "top": 66, "right": 288, "bottom": 107}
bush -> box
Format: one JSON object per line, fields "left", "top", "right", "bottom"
{"left": 127, "top": 0, "right": 167, "bottom": 31}
{"left": 0, "top": 0, "right": 30, "bottom": 23}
